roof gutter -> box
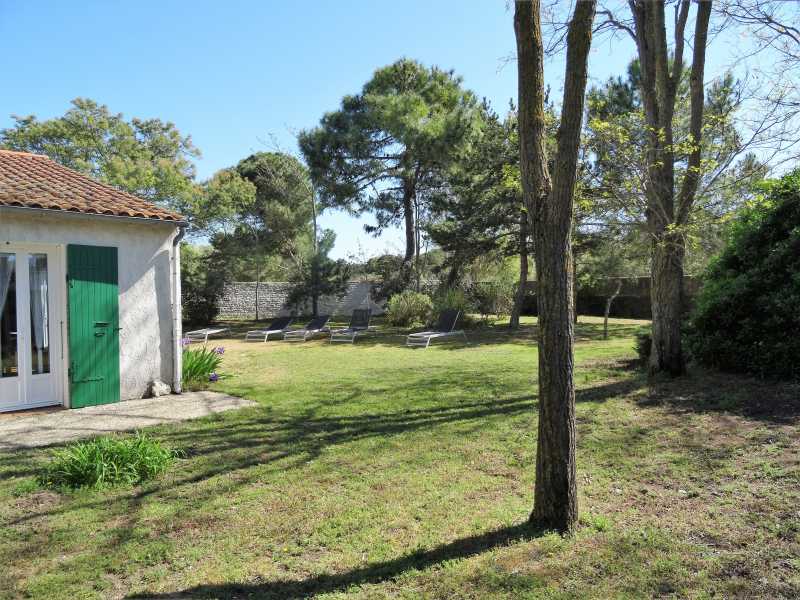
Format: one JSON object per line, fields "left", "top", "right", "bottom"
{"left": 0, "top": 204, "right": 188, "bottom": 227}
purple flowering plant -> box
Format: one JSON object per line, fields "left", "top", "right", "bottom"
{"left": 182, "top": 345, "right": 224, "bottom": 390}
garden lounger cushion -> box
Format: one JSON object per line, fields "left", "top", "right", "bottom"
{"left": 283, "top": 315, "right": 331, "bottom": 342}
{"left": 244, "top": 316, "right": 294, "bottom": 341}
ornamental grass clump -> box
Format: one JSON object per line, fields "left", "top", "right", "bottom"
{"left": 40, "top": 432, "right": 181, "bottom": 490}
{"left": 182, "top": 344, "right": 224, "bottom": 389}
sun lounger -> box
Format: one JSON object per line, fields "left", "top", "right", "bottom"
{"left": 406, "top": 309, "right": 466, "bottom": 348}
{"left": 282, "top": 315, "right": 331, "bottom": 342}
{"left": 185, "top": 327, "right": 229, "bottom": 344}
{"left": 330, "top": 309, "right": 373, "bottom": 344}
{"left": 244, "top": 316, "right": 294, "bottom": 342}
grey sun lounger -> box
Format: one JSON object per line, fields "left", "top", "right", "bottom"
{"left": 330, "top": 309, "right": 373, "bottom": 344}
{"left": 406, "top": 309, "right": 467, "bottom": 348}
{"left": 283, "top": 315, "right": 331, "bottom": 342}
{"left": 185, "top": 327, "right": 230, "bottom": 344}
{"left": 244, "top": 316, "right": 294, "bottom": 342}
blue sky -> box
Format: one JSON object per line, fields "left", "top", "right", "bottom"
{"left": 0, "top": 1, "right": 746, "bottom": 258}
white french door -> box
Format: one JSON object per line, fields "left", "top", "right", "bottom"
{"left": 0, "top": 245, "right": 64, "bottom": 411}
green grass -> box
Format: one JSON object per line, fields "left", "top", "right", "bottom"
{"left": 1, "top": 316, "right": 798, "bottom": 599}
{"left": 39, "top": 433, "right": 180, "bottom": 490}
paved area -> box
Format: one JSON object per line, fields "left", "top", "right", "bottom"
{"left": 0, "top": 391, "right": 256, "bottom": 451}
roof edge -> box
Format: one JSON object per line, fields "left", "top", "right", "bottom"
{"left": 0, "top": 204, "right": 188, "bottom": 227}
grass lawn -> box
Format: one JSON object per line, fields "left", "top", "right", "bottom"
{"left": 1, "top": 316, "right": 799, "bottom": 599}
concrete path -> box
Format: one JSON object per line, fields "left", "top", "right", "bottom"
{"left": 0, "top": 391, "right": 257, "bottom": 451}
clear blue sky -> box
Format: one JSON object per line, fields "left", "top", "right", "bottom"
{"left": 0, "top": 1, "right": 744, "bottom": 258}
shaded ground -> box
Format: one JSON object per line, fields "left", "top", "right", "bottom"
{"left": 0, "top": 392, "right": 254, "bottom": 450}
{"left": 1, "top": 317, "right": 798, "bottom": 599}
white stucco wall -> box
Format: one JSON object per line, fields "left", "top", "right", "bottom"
{"left": 0, "top": 209, "right": 179, "bottom": 401}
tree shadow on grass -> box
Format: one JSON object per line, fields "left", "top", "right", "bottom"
{"left": 129, "top": 521, "right": 547, "bottom": 600}
{"left": 0, "top": 374, "right": 640, "bottom": 532}
{"left": 636, "top": 369, "right": 800, "bottom": 425}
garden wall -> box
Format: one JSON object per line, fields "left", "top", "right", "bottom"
{"left": 523, "top": 276, "right": 700, "bottom": 319}
{"left": 218, "top": 281, "right": 386, "bottom": 319}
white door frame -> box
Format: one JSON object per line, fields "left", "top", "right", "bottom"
{"left": 0, "top": 242, "right": 66, "bottom": 412}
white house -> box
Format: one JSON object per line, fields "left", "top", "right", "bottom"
{"left": 0, "top": 149, "right": 185, "bottom": 412}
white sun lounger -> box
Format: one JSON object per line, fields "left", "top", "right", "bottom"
{"left": 406, "top": 309, "right": 466, "bottom": 348}
{"left": 244, "top": 316, "right": 294, "bottom": 342}
{"left": 330, "top": 309, "right": 373, "bottom": 344}
{"left": 185, "top": 327, "right": 229, "bottom": 344}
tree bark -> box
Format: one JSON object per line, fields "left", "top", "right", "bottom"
{"left": 311, "top": 184, "right": 320, "bottom": 317}
{"left": 402, "top": 180, "right": 416, "bottom": 267}
{"left": 255, "top": 263, "right": 261, "bottom": 321}
{"left": 603, "top": 279, "right": 623, "bottom": 340}
{"left": 398, "top": 177, "right": 416, "bottom": 290}
{"left": 510, "top": 209, "right": 529, "bottom": 329}
{"left": 630, "top": 0, "right": 711, "bottom": 376}
{"left": 649, "top": 232, "right": 685, "bottom": 373}
{"left": 515, "top": 0, "right": 596, "bottom": 534}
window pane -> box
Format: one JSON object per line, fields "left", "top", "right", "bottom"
{"left": 0, "top": 253, "right": 17, "bottom": 378}
{"left": 29, "top": 254, "right": 50, "bottom": 375}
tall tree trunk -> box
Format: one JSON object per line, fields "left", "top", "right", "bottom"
{"left": 630, "top": 0, "right": 711, "bottom": 376}
{"left": 255, "top": 263, "right": 261, "bottom": 321}
{"left": 400, "top": 179, "right": 416, "bottom": 289}
{"left": 603, "top": 279, "right": 623, "bottom": 340}
{"left": 649, "top": 232, "right": 684, "bottom": 373}
{"left": 573, "top": 255, "right": 579, "bottom": 324}
{"left": 402, "top": 181, "right": 416, "bottom": 267}
{"left": 414, "top": 197, "right": 421, "bottom": 292}
{"left": 311, "top": 184, "right": 320, "bottom": 317}
{"left": 515, "top": 0, "right": 596, "bottom": 534}
{"left": 445, "top": 256, "right": 462, "bottom": 289}
{"left": 510, "top": 209, "right": 529, "bottom": 329}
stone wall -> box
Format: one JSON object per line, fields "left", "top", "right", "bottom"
{"left": 218, "top": 281, "right": 386, "bottom": 319}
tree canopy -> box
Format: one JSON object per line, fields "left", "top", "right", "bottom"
{"left": 299, "top": 58, "right": 482, "bottom": 277}
{"left": 0, "top": 98, "right": 199, "bottom": 211}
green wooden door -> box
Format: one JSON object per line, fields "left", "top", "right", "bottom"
{"left": 67, "top": 245, "right": 121, "bottom": 408}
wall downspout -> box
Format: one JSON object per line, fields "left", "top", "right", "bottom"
{"left": 171, "top": 225, "right": 186, "bottom": 393}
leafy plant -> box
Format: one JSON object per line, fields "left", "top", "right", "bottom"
{"left": 687, "top": 171, "right": 800, "bottom": 380}
{"left": 468, "top": 281, "right": 515, "bottom": 320}
{"left": 385, "top": 291, "right": 433, "bottom": 327}
{"left": 433, "top": 287, "right": 473, "bottom": 317}
{"left": 634, "top": 330, "right": 652, "bottom": 367}
{"left": 183, "top": 345, "right": 224, "bottom": 389}
{"left": 40, "top": 433, "right": 180, "bottom": 489}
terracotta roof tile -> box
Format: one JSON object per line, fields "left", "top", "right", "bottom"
{"left": 0, "top": 149, "right": 185, "bottom": 223}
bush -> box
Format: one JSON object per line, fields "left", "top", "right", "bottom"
{"left": 181, "top": 243, "right": 228, "bottom": 326}
{"left": 469, "top": 280, "right": 516, "bottom": 319}
{"left": 635, "top": 330, "right": 652, "bottom": 366}
{"left": 183, "top": 345, "right": 224, "bottom": 389}
{"left": 385, "top": 291, "right": 433, "bottom": 327}
{"left": 40, "top": 433, "right": 180, "bottom": 489}
{"left": 687, "top": 171, "right": 800, "bottom": 379}
{"left": 433, "top": 287, "right": 474, "bottom": 317}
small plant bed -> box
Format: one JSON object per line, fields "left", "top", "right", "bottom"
{"left": 182, "top": 343, "right": 224, "bottom": 390}
{"left": 39, "top": 432, "right": 181, "bottom": 490}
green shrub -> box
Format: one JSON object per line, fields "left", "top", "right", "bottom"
{"left": 40, "top": 433, "right": 180, "bottom": 489}
{"left": 433, "top": 287, "right": 474, "bottom": 317}
{"left": 469, "top": 280, "right": 515, "bottom": 319}
{"left": 634, "top": 330, "right": 652, "bottom": 366}
{"left": 182, "top": 345, "right": 224, "bottom": 389}
{"left": 687, "top": 171, "right": 800, "bottom": 379}
{"left": 385, "top": 291, "right": 433, "bottom": 327}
